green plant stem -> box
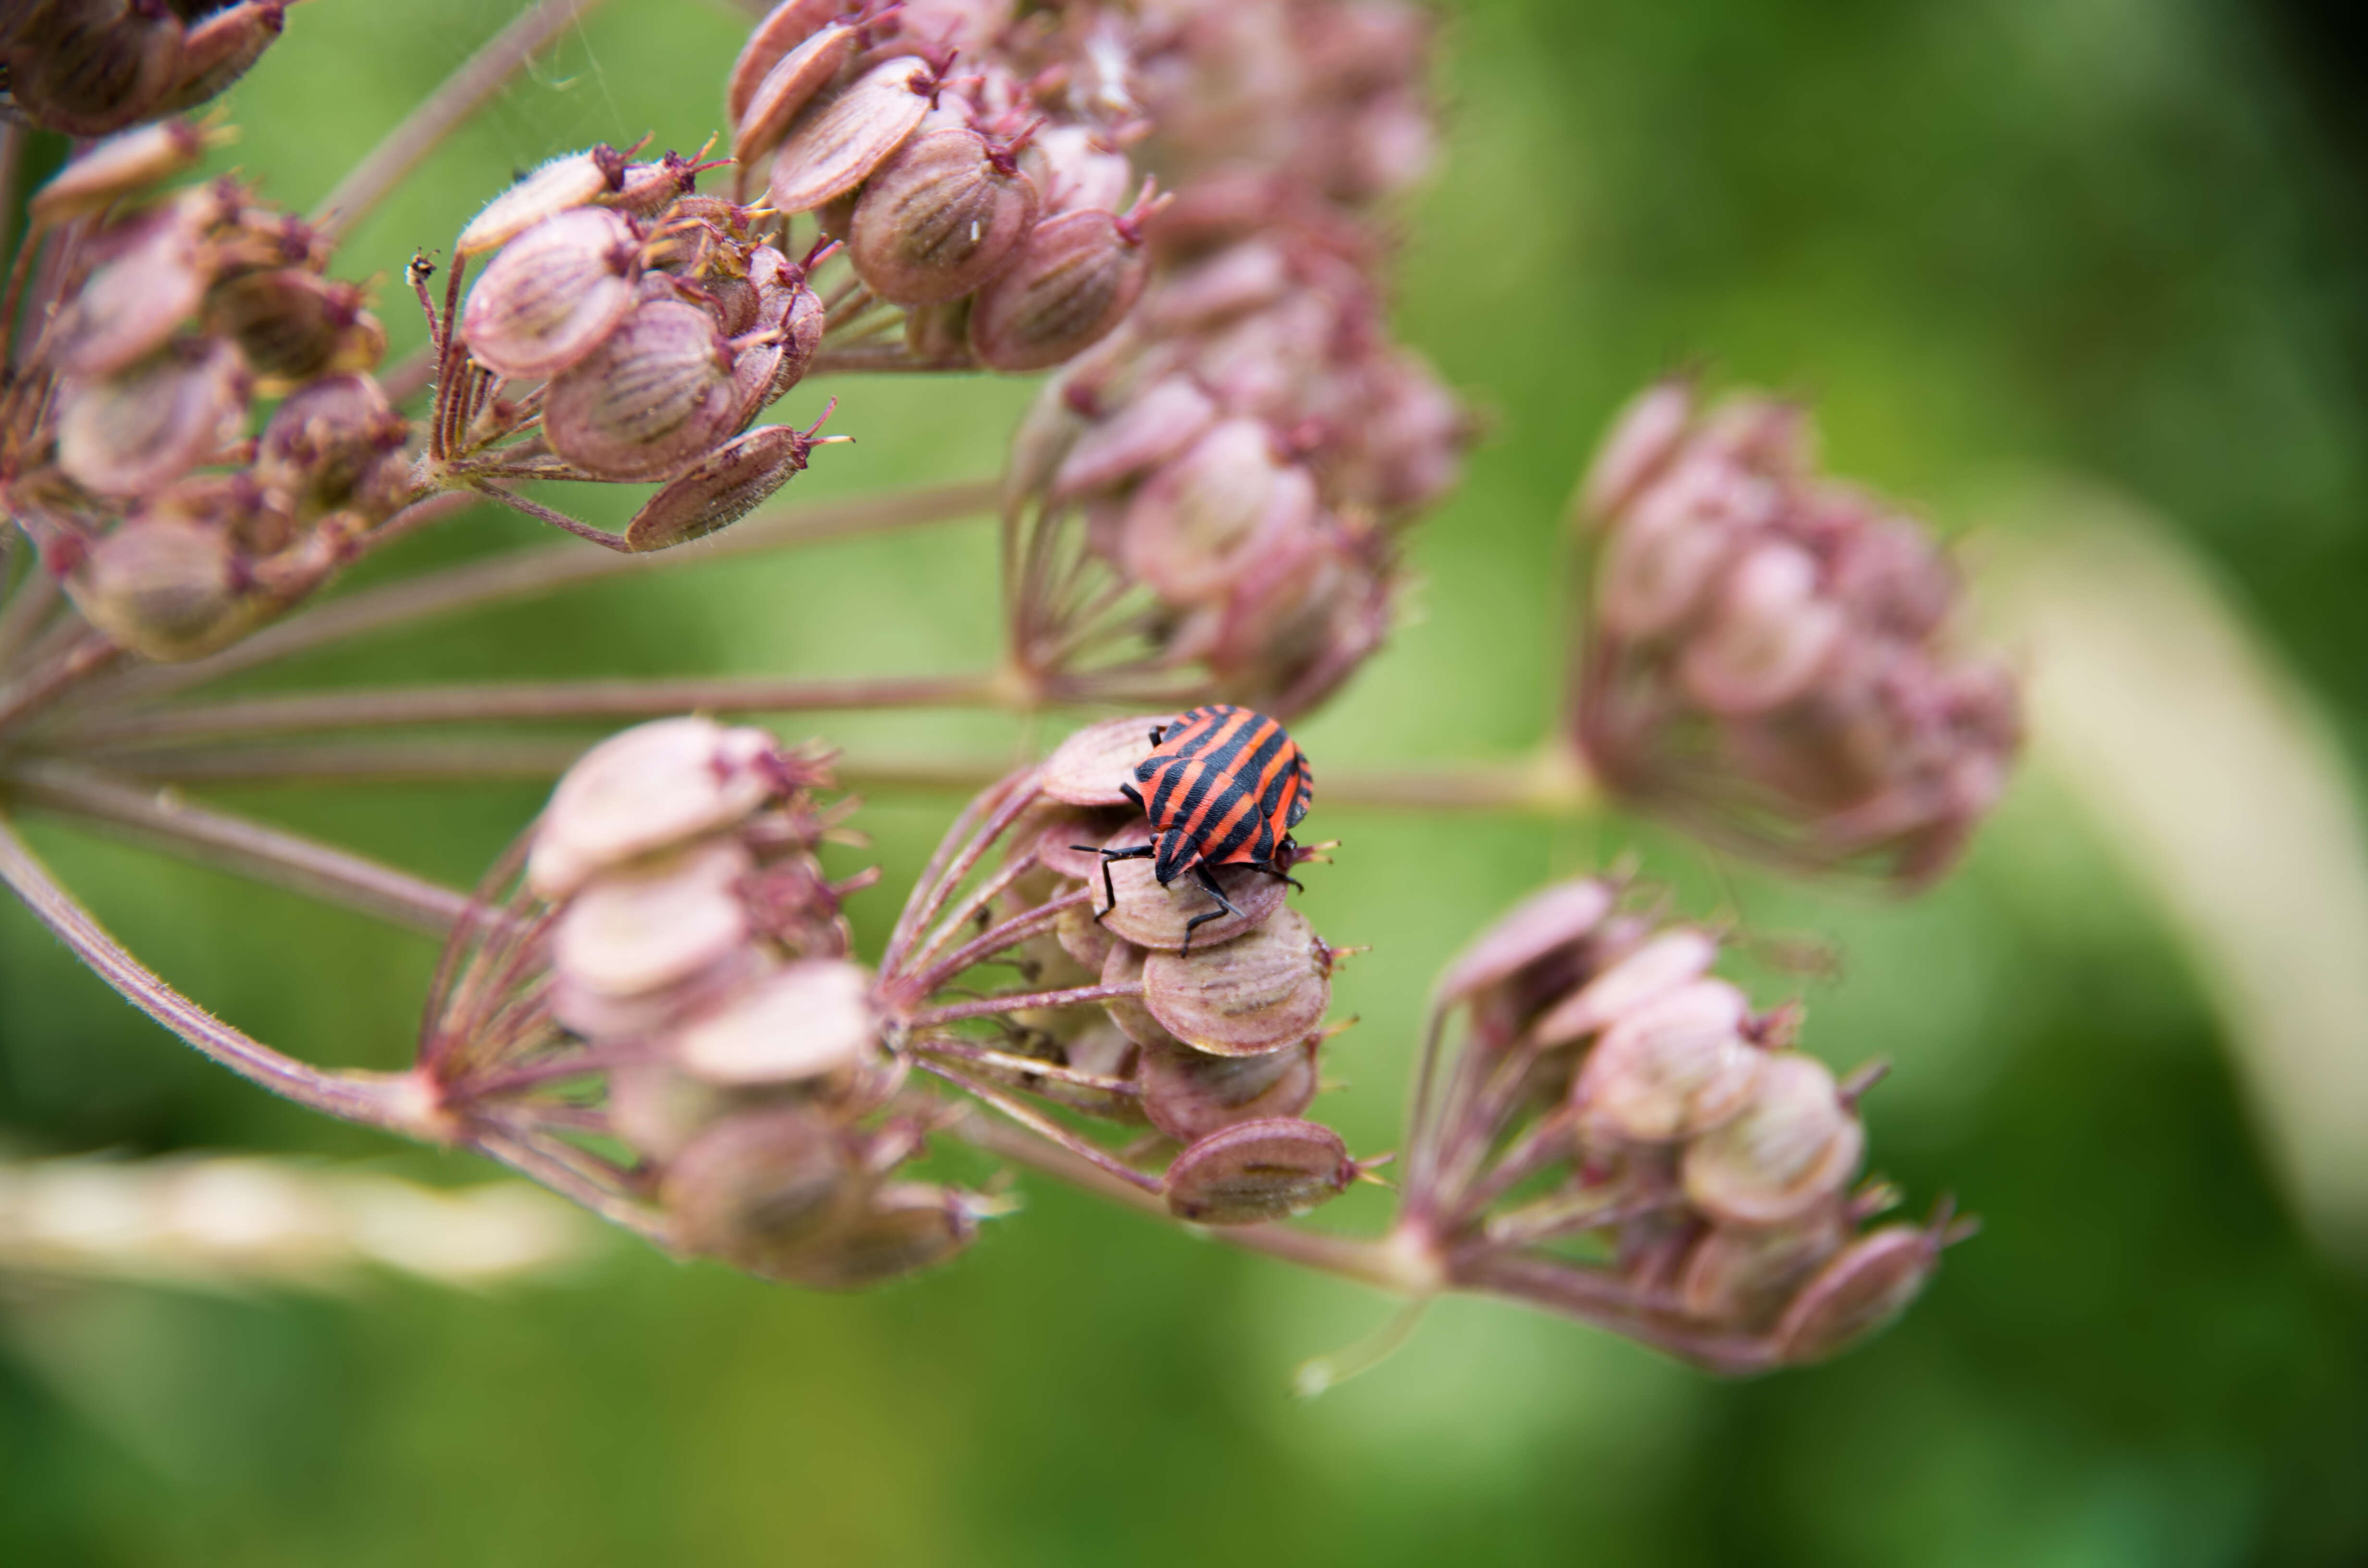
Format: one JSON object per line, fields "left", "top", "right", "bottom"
{"left": 311, "top": 0, "right": 617, "bottom": 241}
{"left": 0, "top": 808, "right": 445, "bottom": 1138}
{"left": 47, "top": 670, "right": 1012, "bottom": 751}
{"left": 3, "top": 759, "right": 478, "bottom": 936}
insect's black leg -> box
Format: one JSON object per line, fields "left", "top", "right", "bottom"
{"left": 1078, "top": 844, "right": 1156, "bottom": 921}
{"left": 1182, "top": 861, "right": 1246, "bottom": 957}
{"left": 1247, "top": 860, "right": 1306, "bottom": 894}
{"left": 1120, "top": 782, "right": 1146, "bottom": 813}
{"left": 1147, "top": 725, "right": 1167, "bottom": 746}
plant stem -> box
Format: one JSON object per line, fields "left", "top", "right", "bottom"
{"left": 1445, "top": 1247, "right": 1776, "bottom": 1376}
{"left": 50, "top": 670, "right": 1011, "bottom": 750}
{"left": 907, "top": 980, "right": 1137, "bottom": 1030}
{"left": 73, "top": 737, "right": 597, "bottom": 785}
{"left": 0, "top": 632, "right": 118, "bottom": 736}
{"left": 4, "top": 759, "right": 478, "bottom": 936}
{"left": 311, "top": 0, "right": 616, "bottom": 241}
{"left": 0, "top": 809, "right": 445, "bottom": 1138}
{"left": 0, "top": 557, "right": 61, "bottom": 673}
{"left": 82, "top": 481, "right": 998, "bottom": 709}
{"left": 466, "top": 1120, "right": 672, "bottom": 1247}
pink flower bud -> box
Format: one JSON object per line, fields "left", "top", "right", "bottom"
{"left": 731, "top": 21, "right": 858, "bottom": 171}
{"left": 1676, "top": 1208, "right": 1846, "bottom": 1329}
{"left": 1119, "top": 418, "right": 1307, "bottom": 602}
{"left": 622, "top": 413, "right": 835, "bottom": 552}
{"left": 252, "top": 373, "right": 409, "bottom": 522}
{"left": 1579, "top": 378, "right": 1694, "bottom": 524}
{"left": 541, "top": 298, "right": 743, "bottom": 481}
{"left": 1676, "top": 541, "right": 1845, "bottom": 715}
{"left": 765, "top": 56, "right": 935, "bottom": 215}
{"left": 968, "top": 206, "right": 1152, "bottom": 373}
{"left": 1022, "top": 125, "right": 1135, "bottom": 218}
{"left": 154, "top": 0, "right": 285, "bottom": 117}
{"left": 202, "top": 270, "right": 384, "bottom": 386}
{"left": 1534, "top": 927, "right": 1718, "bottom": 1045}
{"left": 1681, "top": 1052, "right": 1864, "bottom": 1229}
{"left": 1162, "top": 1116, "right": 1355, "bottom": 1225}
{"left": 661, "top": 1107, "right": 869, "bottom": 1278}
{"left": 1570, "top": 978, "right": 1764, "bottom": 1143}
{"left": 53, "top": 204, "right": 210, "bottom": 378}
{"left": 1595, "top": 464, "right": 1743, "bottom": 640}
{"left": 62, "top": 514, "right": 260, "bottom": 662}
{"left": 849, "top": 127, "right": 1042, "bottom": 306}
{"left": 455, "top": 146, "right": 629, "bottom": 257}
{"left": 770, "top": 1182, "right": 980, "bottom": 1291}
{"left": 1141, "top": 906, "right": 1332, "bottom": 1057}
{"left": 725, "top": 0, "right": 841, "bottom": 128}
{"left": 1140, "top": 1037, "right": 1318, "bottom": 1144}
{"left": 6, "top": 0, "right": 183, "bottom": 136}
{"left": 1435, "top": 877, "right": 1616, "bottom": 1005}
{"left": 1051, "top": 376, "right": 1219, "bottom": 500}
{"left": 460, "top": 207, "right": 641, "bottom": 381}
{"left": 29, "top": 120, "right": 206, "bottom": 227}
{"left": 527, "top": 717, "right": 780, "bottom": 899}
{"left": 548, "top": 840, "right": 756, "bottom": 1040}
{"left": 57, "top": 336, "right": 251, "bottom": 499}
{"left": 1772, "top": 1221, "right": 1943, "bottom": 1363}
{"left": 671, "top": 960, "right": 878, "bottom": 1087}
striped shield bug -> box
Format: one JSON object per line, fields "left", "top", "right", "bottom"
{"left": 1076, "top": 705, "right": 1314, "bottom": 955}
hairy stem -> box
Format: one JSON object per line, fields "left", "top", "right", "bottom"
{"left": 49, "top": 670, "right": 1011, "bottom": 750}
{"left": 0, "top": 810, "right": 444, "bottom": 1138}
{"left": 3, "top": 759, "right": 477, "bottom": 936}
{"left": 1445, "top": 1247, "right": 1775, "bottom": 1376}
{"left": 908, "top": 980, "right": 1140, "bottom": 1030}
{"left": 83, "top": 482, "right": 997, "bottom": 709}
{"left": 311, "top": 0, "right": 617, "bottom": 240}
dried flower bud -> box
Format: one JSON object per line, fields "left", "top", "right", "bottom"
{"left": 1579, "top": 379, "right": 1694, "bottom": 523}
{"left": 1051, "top": 376, "right": 1217, "bottom": 501}
{"left": 203, "top": 270, "right": 384, "bottom": 386}
{"left": 7, "top": 0, "right": 184, "bottom": 136}
{"left": 1141, "top": 906, "right": 1332, "bottom": 1057}
{"left": 1570, "top": 979, "right": 1764, "bottom": 1143}
{"left": 548, "top": 840, "right": 757, "bottom": 1040}
{"left": 671, "top": 960, "right": 878, "bottom": 1087}
{"left": 1162, "top": 1116, "right": 1355, "bottom": 1225}
{"left": 622, "top": 414, "right": 833, "bottom": 552}
{"left": 732, "top": 21, "right": 858, "bottom": 170}
{"left": 52, "top": 205, "right": 210, "bottom": 378}
{"left": 252, "top": 373, "right": 410, "bottom": 522}
{"left": 765, "top": 57, "right": 935, "bottom": 215}
{"left": 62, "top": 514, "right": 259, "bottom": 661}
{"left": 770, "top": 1183, "right": 980, "bottom": 1291}
{"left": 1435, "top": 877, "right": 1616, "bottom": 1006}
{"left": 1534, "top": 927, "right": 1718, "bottom": 1046}
{"left": 527, "top": 717, "right": 780, "bottom": 899}
{"left": 460, "top": 207, "right": 641, "bottom": 381}
{"left": 662, "top": 1107, "right": 868, "bottom": 1278}
{"left": 1023, "top": 125, "right": 1134, "bottom": 218}
{"left": 1675, "top": 541, "right": 1845, "bottom": 715}
{"left": 1089, "top": 823, "right": 1287, "bottom": 951}
{"left": 542, "top": 298, "right": 743, "bottom": 480}
{"left": 455, "top": 146, "right": 629, "bottom": 257}
{"left": 1140, "top": 1037, "right": 1318, "bottom": 1144}
{"left": 968, "top": 206, "right": 1152, "bottom": 372}
{"left": 849, "top": 128, "right": 1041, "bottom": 306}
{"left": 1771, "top": 1220, "right": 1944, "bottom": 1363}
{"left": 725, "top": 0, "right": 842, "bottom": 127}
{"left": 1681, "top": 1052, "right": 1864, "bottom": 1229}
{"left": 57, "top": 336, "right": 251, "bottom": 498}
{"left": 152, "top": 0, "right": 286, "bottom": 117}
{"left": 1118, "top": 418, "right": 1309, "bottom": 602}
{"left": 1676, "top": 1207, "right": 1846, "bottom": 1330}
{"left": 29, "top": 119, "right": 206, "bottom": 226}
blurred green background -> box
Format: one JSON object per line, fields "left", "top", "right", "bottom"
{"left": 8, "top": 0, "right": 2368, "bottom": 1561}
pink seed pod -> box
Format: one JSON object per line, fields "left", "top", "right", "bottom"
{"left": 1595, "top": 463, "right": 1745, "bottom": 641}
{"left": 1051, "top": 376, "right": 1218, "bottom": 501}
{"left": 765, "top": 56, "right": 936, "bottom": 215}
{"left": 154, "top": 0, "right": 285, "bottom": 117}
{"left": 455, "top": 145, "right": 629, "bottom": 257}
{"left": 1534, "top": 927, "right": 1719, "bottom": 1046}
{"left": 885, "top": 0, "right": 1014, "bottom": 58}
{"left": 1040, "top": 714, "right": 1162, "bottom": 807}
{"left": 7, "top": 0, "right": 183, "bottom": 136}
{"left": 1089, "top": 822, "right": 1287, "bottom": 952}
{"left": 459, "top": 206, "right": 641, "bottom": 381}
{"left": 202, "top": 270, "right": 385, "bottom": 386}
{"left": 1676, "top": 1207, "right": 1847, "bottom": 1329}
{"left": 1054, "top": 898, "right": 1117, "bottom": 973}
{"left": 1140, "top": 1037, "right": 1319, "bottom": 1144}
{"left": 1021, "top": 124, "right": 1134, "bottom": 218}
{"left": 1579, "top": 378, "right": 1696, "bottom": 525}
{"left": 1147, "top": 242, "right": 1294, "bottom": 334}
{"left": 849, "top": 127, "right": 1041, "bottom": 306}
{"left": 1098, "top": 940, "right": 1180, "bottom": 1050}
{"left": 52, "top": 207, "right": 210, "bottom": 379}
{"left": 1162, "top": 1117, "right": 1355, "bottom": 1225}
{"left": 1771, "top": 1221, "right": 1945, "bottom": 1363}
{"left": 1120, "top": 419, "right": 1310, "bottom": 603}
{"left": 542, "top": 298, "right": 743, "bottom": 481}
{"left": 770, "top": 1183, "right": 980, "bottom": 1291}
{"left": 661, "top": 1107, "right": 869, "bottom": 1279}
{"left": 732, "top": 21, "right": 859, "bottom": 172}
{"left": 1569, "top": 978, "right": 1764, "bottom": 1144}
{"left": 622, "top": 411, "right": 837, "bottom": 552}
{"left": 62, "top": 514, "right": 259, "bottom": 662}
{"left": 527, "top": 717, "right": 780, "bottom": 899}
{"left": 968, "top": 205, "right": 1152, "bottom": 373}
{"left": 605, "top": 1063, "right": 730, "bottom": 1164}
{"left": 1435, "top": 877, "right": 1616, "bottom": 1005}
{"left": 771, "top": 271, "right": 828, "bottom": 402}
{"left": 29, "top": 119, "right": 207, "bottom": 227}
{"left": 57, "top": 336, "right": 251, "bottom": 499}
{"left": 1676, "top": 541, "right": 1846, "bottom": 715}
{"left": 901, "top": 297, "right": 970, "bottom": 362}
{"left": 1141, "top": 906, "right": 1332, "bottom": 1058}
{"left": 252, "top": 372, "right": 409, "bottom": 521}
{"left": 725, "top": 0, "right": 842, "bottom": 127}
{"left": 548, "top": 840, "right": 756, "bottom": 1040}
{"left": 671, "top": 960, "right": 878, "bottom": 1087}
{"left": 1681, "top": 1052, "right": 1865, "bottom": 1229}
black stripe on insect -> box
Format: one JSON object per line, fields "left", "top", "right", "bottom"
{"left": 1072, "top": 706, "right": 1314, "bottom": 956}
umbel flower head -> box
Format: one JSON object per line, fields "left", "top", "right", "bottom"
{"left": 1573, "top": 380, "right": 2023, "bottom": 886}
{"left": 1400, "top": 876, "right": 1974, "bottom": 1372}
{"left": 2, "top": 1, "right": 288, "bottom": 136}
{"left": 0, "top": 144, "right": 407, "bottom": 662}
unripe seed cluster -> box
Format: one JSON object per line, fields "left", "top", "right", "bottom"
{"left": 1, "top": 0, "right": 287, "bottom": 136}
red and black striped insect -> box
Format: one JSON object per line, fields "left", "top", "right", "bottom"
{"left": 1078, "top": 705, "right": 1315, "bottom": 955}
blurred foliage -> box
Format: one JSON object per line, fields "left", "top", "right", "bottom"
{"left": 6, "top": 0, "right": 2368, "bottom": 1562}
